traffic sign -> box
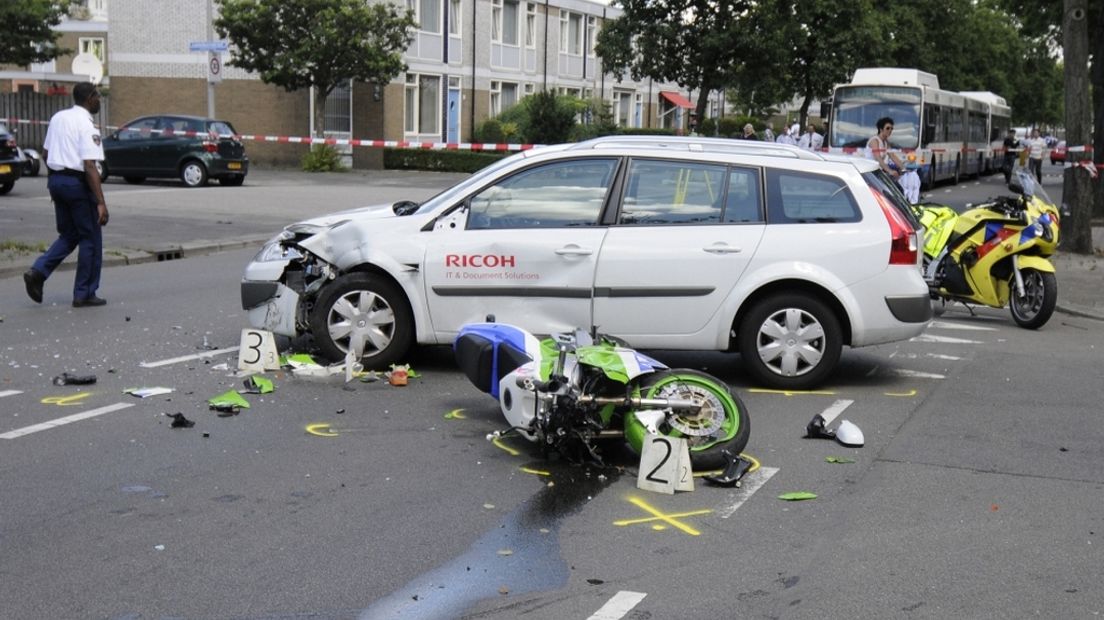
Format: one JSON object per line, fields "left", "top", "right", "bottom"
{"left": 207, "top": 52, "right": 222, "bottom": 84}
{"left": 190, "top": 40, "right": 229, "bottom": 53}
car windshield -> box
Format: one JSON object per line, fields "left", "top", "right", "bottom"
{"left": 831, "top": 86, "right": 922, "bottom": 150}
{"left": 395, "top": 149, "right": 536, "bottom": 216}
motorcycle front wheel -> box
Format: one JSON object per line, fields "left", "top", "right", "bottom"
{"left": 1010, "top": 269, "right": 1057, "bottom": 329}
{"left": 624, "top": 369, "right": 750, "bottom": 471}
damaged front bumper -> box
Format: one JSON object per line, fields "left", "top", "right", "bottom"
{"left": 241, "top": 233, "right": 336, "bottom": 337}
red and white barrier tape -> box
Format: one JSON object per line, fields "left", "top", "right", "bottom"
{"left": 2, "top": 116, "right": 536, "bottom": 151}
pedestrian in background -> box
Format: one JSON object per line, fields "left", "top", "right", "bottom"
{"left": 798, "top": 124, "right": 823, "bottom": 151}
{"left": 776, "top": 125, "right": 797, "bottom": 146}
{"left": 762, "top": 126, "right": 774, "bottom": 142}
{"left": 739, "top": 124, "right": 759, "bottom": 140}
{"left": 23, "top": 82, "right": 110, "bottom": 308}
{"left": 1001, "top": 128, "right": 1020, "bottom": 183}
{"left": 1026, "top": 128, "right": 1047, "bottom": 183}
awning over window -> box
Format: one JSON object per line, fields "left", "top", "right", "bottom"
{"left": 659, "top": 91, "right": 694, "bottom": 109}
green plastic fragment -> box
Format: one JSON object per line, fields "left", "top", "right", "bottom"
{"left": 208, "top": 390, "right": 251, "bottom": 409}
{"left": 777, "top": 491, "right": 818, "bottom": 501}
{"left": 825, "top": 456, "right": 855, "bottom": 464}
{"left": 242, "top": 375, "right": 274, "bottom": 394}
{"left": 283, "top": 353, "right": 317, "bottom": 366}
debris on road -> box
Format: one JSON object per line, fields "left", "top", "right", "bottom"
{"left": 825, "top": 456, "right": 855, "bottom": 464}
{"left": 778, "top": 492, "right": 818, "bottom": 501}
{"left": 124, "top": 387, "right": 174, "bottom": 398}
{"left": 52, "top": 372, "right": 97, "bottom": 386}
{"left": 208, "top": 390, "right": 250, "bottom": 415}
{"left": 166, "top": 412, "right": 195, "bottom": 428}
{"left": 241, "top": 375, "right": 274, "bottom": 394}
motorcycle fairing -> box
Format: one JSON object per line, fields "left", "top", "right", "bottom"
{"left": 573, "top": 345, "right": 667, "bottom": 384}
{"left": 454, "top": 323, "right": 545, "bottom": 398}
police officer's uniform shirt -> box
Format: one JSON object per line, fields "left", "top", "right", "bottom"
{"left": 43, "top": 105, "right": 104, "bottom": 172}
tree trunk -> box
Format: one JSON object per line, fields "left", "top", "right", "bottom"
{"left": 1091, "top": 3, "right": 1104, "bottom": 220}
{"left": 798, "top": 94, "right": 812, "bottom": 131}
{"left": 313, "top": 86, "right": 330, "bottom": 144}
{"left": 694, "top": 89, "right": 710, "bottom": 135}
{"left": 1061, "top": 0, "right": 1093, "bottom": 254}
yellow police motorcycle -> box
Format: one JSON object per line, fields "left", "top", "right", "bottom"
{"left": 917, "top": 168, "right": 1060, "bottom": 329}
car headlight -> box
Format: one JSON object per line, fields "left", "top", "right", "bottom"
{"left": 254, "top": 230, "right": 304, "bottom": 262}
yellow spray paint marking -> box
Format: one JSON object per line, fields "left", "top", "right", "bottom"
{"left": 747, "top": 388, "right": 837, "bottom": 397}
{"left": 613, "top": 496, "right": 712, "bottom": 536}
{"left": 41, "top": 393, "right": 93, "bottom": 406}
{"left": 444, "top": 408, "right": 466, "bottom": 420}
{"left": 492, "top": 437, "right": 520, "bottom": 456}
{"left": 305, "top": 423, "right": 339, "bottom": 437}
{"left": 885, "top": 389, "right": 918, "bottom": 397}
{"left": 520, "top": 467, "right": 551, "bottom": 476}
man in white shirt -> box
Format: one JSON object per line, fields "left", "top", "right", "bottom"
{"left": 798, "top": 124, "right": 823, "bottom": 151}
{"left": 776, "top": 125, "right": 797, "bottom": 146}
{"left": 23, "top": 82, "right": 110, "bottom": 307}
{"left": 1026, "top": 128, "right": 1047, "bottom": 183}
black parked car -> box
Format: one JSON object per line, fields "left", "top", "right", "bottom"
{"left": 101, "top": 115, "right": 249, "bottom": 187}
{"left": 0, "top": 121, "right": 24, "bottom": 195}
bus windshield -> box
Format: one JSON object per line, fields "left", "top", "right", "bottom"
{"left": 831, "top": 86, "right": 921, "bottom": 150}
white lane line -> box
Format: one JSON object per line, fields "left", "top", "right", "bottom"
{"left": 719, "top": 466, "right": 780, "bottom": 519}
{"left": 0, "top": 390, "right": 23, "bottom": 398}
{"left": 140, "top": 346, "right": 240, "bottom": 368}
{"left": 888, "top": 353, "right": 964, "bottom": 361}
{"left": 819, "top": 399, "right": 854, "bottom": 426}
{"left": 587, "top": 591, "right": 648, "bottom": 620}
{"left": 0, "top": 402, "right": 133, "bottom": 439}
{"left": 910, "top": 334, "right": 983, "bottom": 344}
{"left": 891, "top": 369, "right": 946, "bottom": 379}
{"left": 929, "top": 320, "right": 997, "bottom": 331}
{"left": 927, "top": 353, "right": 964, "bottom": 361}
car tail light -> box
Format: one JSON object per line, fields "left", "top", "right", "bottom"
{"left": 871, "top": 188, "right": 918, "bottom": 265}
{"left": 202, "top": 141, "right": 218, "bottom": 153}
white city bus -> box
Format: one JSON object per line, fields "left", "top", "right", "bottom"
{"left": 960, "top": 90, "right": 1012, "bottom": 174}
{"left": 826, "top": 68, "right": 1011, "bottom": 187}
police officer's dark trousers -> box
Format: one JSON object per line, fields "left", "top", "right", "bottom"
{"left": 32, "top": 174, "right": 102, "bottom": 300}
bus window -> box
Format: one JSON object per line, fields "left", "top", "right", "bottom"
{"left": 829, "top": 85, "right": 921, "bottom": 149}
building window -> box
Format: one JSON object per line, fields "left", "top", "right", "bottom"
{"left": 560, "top": 10, "right": 582, "bottom": 55}
{"left": 492, "top": 0, "right": 519, "bottom": 45}
{"left": 613, "top": 90, "right": 634, "bottom": 127}
{"left": 449, "top": 0, "right": 461, "bottom": 35}
{"left": 490, "top": 80, "right": 519, "bottom": 116}
{"left": 586, "top": 16, "right": 597, "bottom": 57}
{"left": 79, "top": 37, "right": 105, "bottom": 62}
{"left": 525, "top": 3, "right": 536, "bottom": 48}
{"left": 523, "top": 83, "right": 535, "bottom": 97}
{"left": 407, "top": 0, "right": 442, "bottom": 34}
{"left": 405, "top": 73, "right": 441, "bottom": 135}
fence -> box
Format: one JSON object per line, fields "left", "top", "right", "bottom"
{"left": 0, "top": 91, "right": 111, "bottom": 150}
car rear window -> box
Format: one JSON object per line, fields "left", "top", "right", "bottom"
{"left": 765, "top": 170, "right": 860, "bottom": 223}
{"left": 863, "top": 170, "right": 922, "bottom": 230}
{"left": 208, "top": 121, "right": 236, "bottom": 136}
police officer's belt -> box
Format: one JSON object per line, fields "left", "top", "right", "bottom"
{"left": 48, "top": 168, "right": 86, "bottom": 178}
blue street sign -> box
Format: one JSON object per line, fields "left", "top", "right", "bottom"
{"left": 189, "top": 41, "right": 229, "bottom": 53}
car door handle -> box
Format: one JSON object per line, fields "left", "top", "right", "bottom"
{"left": 555, "top": 245, "right": 593, "bottom": 256}
{"left": 703, "top": 243, "right": 742, "bottom": 254}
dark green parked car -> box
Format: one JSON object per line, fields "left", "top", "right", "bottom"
{"left": 101, "top": 115, "right": 248, "bottom": 187}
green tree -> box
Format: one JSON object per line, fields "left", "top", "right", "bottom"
{"left": 748, "top": 0, "right": 882, "bottom": 128}
{"left": 596, "top": 0, "right": 758, "bottom": 123}
{"left": 214, "top": 0, "right": 416, "bottom": 140}
{"left": 0, "top": 0, "right": 67, "bottom": 66}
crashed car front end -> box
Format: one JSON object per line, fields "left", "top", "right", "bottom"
{"left": 241, "top": 223, "right": 341, "bottom": 337}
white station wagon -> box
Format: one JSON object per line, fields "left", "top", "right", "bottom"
{"left": 241, "top": 137, "right": 931, "bottom": 389}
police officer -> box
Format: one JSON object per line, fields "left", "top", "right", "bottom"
{"left": 23, "top": 82, "right": 110, "bottom": 307}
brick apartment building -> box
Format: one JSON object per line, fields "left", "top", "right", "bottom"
{"left": 3, "top": 0, "right": 717, "bottom": 169}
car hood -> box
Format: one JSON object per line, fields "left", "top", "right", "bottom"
{"left": 289, "top": 202, "right": 399, "bottom": 230}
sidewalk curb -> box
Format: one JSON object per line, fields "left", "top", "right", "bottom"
{"left": 1055, "top": 302, "right": 1104, "bottom": 322}
{"left": 0, "top": 236, "right": 268, "bottom": 281}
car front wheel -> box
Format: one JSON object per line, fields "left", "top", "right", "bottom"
{"left": 309, "top": 273, "right": 414, "bottom": 369}
{"left": 180, "top": 160, "right": 208, "bottom": 187}
{"left": 737, "top": 293, "right": 842, "bottom": 390}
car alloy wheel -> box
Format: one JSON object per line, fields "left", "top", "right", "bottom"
{"left": 180, "top": 160, "right": 208, "bottom": 187}
{"left": 309, "top": 273, "right": 413, "bottom": 369}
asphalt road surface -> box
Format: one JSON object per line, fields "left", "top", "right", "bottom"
{"left": 1, "top": 163, "right": 1101, "bottom": 619}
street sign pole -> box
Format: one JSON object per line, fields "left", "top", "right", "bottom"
{"left": 206, "top": 0, "right": 215, "bottom": 118}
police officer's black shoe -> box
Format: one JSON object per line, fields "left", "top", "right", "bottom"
{"left": 72, "top": 296, "right": 107, "bottom": 308}
{"left": 23, "top": 269, "right": 44, "bottom": 304}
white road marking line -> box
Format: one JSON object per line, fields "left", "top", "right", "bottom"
{"left": 891, "top": 369, "right": 946, "bottom": 379}
{"left": 927, "top": 353, "right": 964, "bottom": 361}
{"left": 0, "top": 402, "right": 133, "bottom": 439}
{"left": 888, "top": 352, "right": 964, "bottom": 361}
{"left": 139, "top": 346, "right": 240, "bottom": 368}
{"left": 0, "top": 390, "right": 23, "bottom": 398}
{"left": 819, "top": 399, "right": 853, "bottom": 426}
{"left": 587, "top": 591, "right": 648, "bottom": 620}
{"left": 929, "top": 320, "right": 997, "bottom": 331}
{"left": 719, "top": 467, "right": 780, "bottom": 519}
{"left": 910, "top": 334, "right": 984, "bottom": 344}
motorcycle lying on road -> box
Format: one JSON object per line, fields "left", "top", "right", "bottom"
{"left": 916, "top": 168, "right": 1060, "bottom": 328}
{"left": 454, "top": 322, "right": 749, "bottom": 471}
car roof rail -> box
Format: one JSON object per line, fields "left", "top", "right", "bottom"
{"left": 571, "top": 135, "right": 827, "bottom": 160}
